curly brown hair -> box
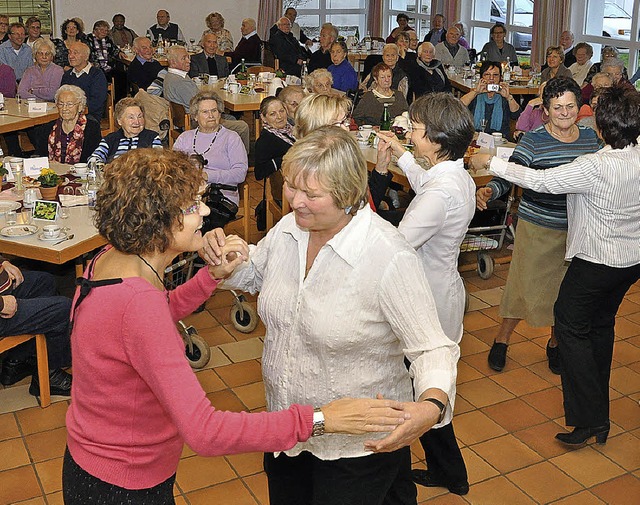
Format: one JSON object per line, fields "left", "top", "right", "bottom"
{"left": 95, "top": 149, "right": 203, "bottom": 255}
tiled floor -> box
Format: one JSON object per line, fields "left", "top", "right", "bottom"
{"left": 0, "top": 174, "right": 639, "bottom": 504}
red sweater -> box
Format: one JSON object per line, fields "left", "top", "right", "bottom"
{"left": 66, "top": 262, "right": 313, "bottom": 489}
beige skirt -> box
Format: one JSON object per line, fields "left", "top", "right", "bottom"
{"left": 500, "top": 219, "right": 569, "bottom": 327}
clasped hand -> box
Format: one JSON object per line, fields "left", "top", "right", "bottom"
{"left": 200, "top": 228, "right": 249, "bottom": 279}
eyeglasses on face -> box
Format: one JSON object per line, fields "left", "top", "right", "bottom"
{"left": 56, "top": 101, "right": 80, "bottom": 109}
{"left": 332, "top": 115, "right": 351, "bottom": 127}
{"left": 182, "top": 195, "right": 203, "bottom": 215}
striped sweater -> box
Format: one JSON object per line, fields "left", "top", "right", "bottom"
{"left": 487, "top": 125, "right": 601, "bottom": 230}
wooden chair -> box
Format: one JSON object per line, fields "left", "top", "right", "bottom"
{"left": 247, "top": 65, "right": 275, "bottom": 75}
{"left": 0, "top": 334, "right": 50, "bottom": 408}
{"left": 265, "top": 178, "right": 290, "bottom": 232}
{"left": 167, "top": 101, "right": 191, "bottom": 148}
{"left": 101, "top": 79, "right": 116, "bottom": 137}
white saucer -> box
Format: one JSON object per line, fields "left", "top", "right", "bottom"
{"left": 38, "top": 231, "right": 67, "bottom": 242}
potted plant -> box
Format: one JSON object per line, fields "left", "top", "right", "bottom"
{"left": 275, "top": 68, "right": 286, "bottom": 79}
{"left": 520, "top": 62, "right": 531, "bottom": 77}
{"left": 37, "top": 168, "right": 61, "bottom": 200}
{"left": 235, "top": 71, "right": 249, "bottom": 84}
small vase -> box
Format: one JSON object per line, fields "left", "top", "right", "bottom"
{"left": 40, "top": 185, "right": 59, "bottom": 201}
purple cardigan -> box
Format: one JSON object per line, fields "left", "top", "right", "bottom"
{"left": 515, "top": 104, "right": 546, "bottom": 133}
{"left": 173, "top": 126, "right": 248, "bottom": 204}
{"left": 0, "top": 63, "right": 16, "bottom": 97}
{"left": 18, "top": 63, "right": 64, "bottom": 102}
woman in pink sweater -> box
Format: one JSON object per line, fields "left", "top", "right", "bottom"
{"left": 63, "top": 148, "right": 407, "bottom": 504}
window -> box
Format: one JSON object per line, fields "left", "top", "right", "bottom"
{"left": 384, "top": 0, "right": 431, "bottom": 40}
{"left": 285, "top": 0, "right": 367, "bottom": 40}
{"left": 467, "top": 0, "right": 534, "bottom": 57}
{"left": 0, "top": 0, "right": 52, "bottom": 33}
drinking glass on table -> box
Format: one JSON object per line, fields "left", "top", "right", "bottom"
{"left": 6, "top": 209, "right": 16, "bottom": 225}
{"left": 21, "top": 208, "right": 33, "bottom": 225}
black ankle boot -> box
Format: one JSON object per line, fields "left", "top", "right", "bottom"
{"left": 0, "top": 357, "right": 36, "bottom": 386}
{"left": 29, "top": 369, "right": 72, "bottom": 397}
{"left": 555, "top": 423, "right": 610, "bottom": 446}
{"left": 546, "top": 340, "right": 561, "bottom": 375}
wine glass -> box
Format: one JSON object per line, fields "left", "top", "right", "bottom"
{"left": 189, "top": 37, "right": 196, "bottom": 50}
{"left": 480, "top": 119, "right": 487, "bottom": 132}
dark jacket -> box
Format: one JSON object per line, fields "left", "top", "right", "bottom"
{"left": 308, "top": 48, "right": 332, "bottom": 72}
{"left": 413, "top": 60, "right": 451, "bottom": 98}
{"left": 269, "top": 29, "right": 305, "bottom": 76}
{"left": 188, "top": 52, "right": 229, "bottom": 78}
{"left": 127, "top": 57, "right": 163, "bottom": 90}
{"left": 225, "top": 34, "right": 262, "bottom": 67}
{"left": 61, "top": 66, "right": 108, "bottom": 122}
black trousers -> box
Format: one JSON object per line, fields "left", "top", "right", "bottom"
{"left": 418, "top": 422, "right": 468, "bottom": 484}
{"left": 554, "top": 257, "right": 640, "bottom": 427}
{"left": 264, "top": 447, "right": 416, "bottom": 505}
{"left": 63, "top": 448, "right": 176, "bottom": 504}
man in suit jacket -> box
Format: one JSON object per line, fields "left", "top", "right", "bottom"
{"left": 269, "top": 17, "right": 306, "bottom": 77}
{"left": 127, "top": 36, "right": 163, "bottom": 91}
{"left": 225, "top": 18, "right": 261, "bottom": 68}
{"left": 189, "top": 33, "right": 229, "bottom": 78}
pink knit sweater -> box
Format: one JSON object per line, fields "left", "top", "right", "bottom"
{"left": 66, "top": 262, "right": 313, "bottom": 489}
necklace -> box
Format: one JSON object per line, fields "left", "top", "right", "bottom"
{"left": 192, "top": 127, "right": 220, "bottom": 164}
{"left": 137, "top": 254, "right": 165, "bottom": 288}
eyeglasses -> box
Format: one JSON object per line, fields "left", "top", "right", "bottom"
{"left": 182, "top": 195, "right": 202, "bottom": 215}
{"left": 56, "top": 101, "right": 80, "bottom": 109}
{"left": 332, "top": 115, "right": 351, "bottom": 127}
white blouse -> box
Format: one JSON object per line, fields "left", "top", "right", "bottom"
{"left": 223, "top": 206, "right": 459, "bottom": 460}
{"left": 569, "top": 60, "right": 593, "bottom": 86}
{"left": 397, "top": 154, "right": 476, "bottom": 343}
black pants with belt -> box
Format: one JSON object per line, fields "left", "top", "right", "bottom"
{"left": 554, "top": 257, "right": 640, "bottom": 427}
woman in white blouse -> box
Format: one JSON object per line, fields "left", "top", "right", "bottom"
{"left": 568, "top": 42, "right": 593, "bottom": 86}
{"left": 376, "top": 93, "right": 475, "bottom": 495}
{"left": 205, "top": 126, "right": 459, "bottom": 505}
{"left": 476, "top": 87, "right": 640, "bottom": 447}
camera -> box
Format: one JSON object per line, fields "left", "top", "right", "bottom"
{"left": 487, "top": 84, "right": 500, "bottom": 92}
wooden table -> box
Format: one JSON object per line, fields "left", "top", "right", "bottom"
{"left": 0, "top": 98, "right": 58, "bottom": 134}
{"left": 449, "top": 74, "right": 538, "bottom": 96}
{"left": 206, "top": 82, "right": 266, "bottom": 139}
{"left": 0, "top": 162, "right": 106, "bottom": 276}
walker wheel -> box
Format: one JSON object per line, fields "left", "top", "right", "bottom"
{"left": 230, "top": 301, "right": 259, "bottom": 333}
{"left": 185, "top": 334, "right": 211, "bottom": 369}
{"left": 464, "top": 281, "right": 470, "bottom": 313}
{"left": 477, "top": 252, "right": 494, "bottom": 280}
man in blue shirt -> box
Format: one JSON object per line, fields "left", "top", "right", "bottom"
{"left": 61, "top": 42, "right": 107, "bottom": 122}
{"left": 0, "top": 23, "right": 33, "bottom": 81}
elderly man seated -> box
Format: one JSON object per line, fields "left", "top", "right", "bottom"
{"left": 127, "top": 36, "right": 163, "bottom": 91}
{"left": 225, "top": 18, "right": 261, "bottom": 68}
{"left": 0, "top": 256, "right": 72, "bottom": 397}
{"left": 269, "top": 16, "right": 307, "bottom": 77}
{"left": 110, "top": 14, "right": 137, "bottom": 48}
{"left": 435, "top": 26, "right": 469, "bottom": 67}
{"left": 163, "top": 45, "right": 249, "bottom": 151}
{"left": 147, "top": 9, "right": 184, "bottom": 43}
{"left": 0, "top": 22, "right": 32, "bottom": 81}
{"left": 189, "top": 33, "right": 229, "bottom": 78}
{"left": 308, "top": 23, "right": 337, "bottom": 72}
{"left": 61, "top": 41, "right": 107, "bottom": 122}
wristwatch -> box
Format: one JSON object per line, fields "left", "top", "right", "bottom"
{"left": 311, "top": 408, "right": 325, "bottom": 437}
{"left": 423, "top": 397, "right": 447, "bottom": 424}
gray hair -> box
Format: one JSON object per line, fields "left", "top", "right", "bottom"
{"left": 304, "top": 68, "right": 333, "bottom": 93}
{"left": 189, "top": 90, "right": 225, "bottom": 116}
{"left": 167, "top": 45, "right": 188, "bottom": 66}
{"left": 321, "top": 23, "right": 338, "bottom": 40}
{"left": 382, "top": 43, "right": 399, "bottom": 56}
{"left": 32, "top": 37, "right": 55, "bottom": 55}
{"left": 601, "top": 57, "right": 624, "bottom": 71}
{"left": 132, "top": 36, "right": 151, "bottom": 50}
{"left": 55, "top": 85, "right": 87, "bottom": 109}
{"left": 243, "top": 18, "right": 256, "bottom": 31}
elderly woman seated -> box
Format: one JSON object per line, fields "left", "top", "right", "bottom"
{"left": 541, "top": 46, "right": 572, "bottom": 83}
{"left": 47, "top": 84, "right": 101, "bottom": 164}
{"left": 353, "top": 63, "right": 408, "bottom": 126}
{"left": 18, "top": 38, "right": 64, "bottom": 101}
{"left": 255, "top": 97, "right": 296, "bottom": 203}
{"left": 327, "top": 40, "right": 359, "bottom": 92}
{"left": 304, "top": 68, "right": 336, "bottom": 95}
{"left": 414, "top": 42, "right": 450, "bottom": 98}
{"left": 174, "top": 90, "right": 248, "bottom": 205}
{"left": 584, "top": 46, "right": 628, "bottom": 85}
{"left": 361, "top": 44, "right": 409, "bottom": 99}
{"left": 460, "top": 60, "right": 520, "bottom": 140}
{"left": 88, "top": 98, "right": 161, "bottom": 164}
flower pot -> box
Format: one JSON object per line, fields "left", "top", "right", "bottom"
{"left": 521, "top": 69, "right": 531, "bottom": 77}
{"left": 39, "top": 185, "right": 59, "bottom": 201}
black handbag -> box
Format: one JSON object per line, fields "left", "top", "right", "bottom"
{"left": 201, "top": 183, "right": 238, "bottom": 233}
{"left": 255, "top": 181, "right": 267, "bottom": 231}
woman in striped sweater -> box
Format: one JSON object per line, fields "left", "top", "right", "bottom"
{"left": 474, "top": 77, "right": 601, "bottom": 374}
{"left": 88, "top": 97, "right": 162, "bottom": 165}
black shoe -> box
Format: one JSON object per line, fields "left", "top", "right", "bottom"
{"left": 411, "top": 469, "right": 469, "bottom": 496}
{"left": 0, "top": 358, "right": 36, "bottom": 386}
{"left": 29, "top": 369, "right": 72, "bottom": 397}
{"left": 546, "top": 340, "right": 561, "bottom": 375}
{"left": 488, "top": 341, "right": 508, "bottom": 371}
{"left": 555, "top": 423, "right": 610, "bottom": 446}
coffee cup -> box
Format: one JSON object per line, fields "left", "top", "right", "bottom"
{"left": 491, "top": 132, "right": 504, "bottom": 144}
{"left": 208, "top": 75, "right": 218, "bottom": 85}
{"left": 73, "top": 163, "right": 88, "bottom": 176}
{"left": 228, "top": 82, "right": 241, "bottom": 94}
{"left": 43, "top": 225, "right": 61, "bottom": 239}
{"left": 358, "top": 125, "right": 373, "bottom": 141}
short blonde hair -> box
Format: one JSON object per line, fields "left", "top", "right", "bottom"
{"left": 282, "top": 126, "right": 368, "bottom": 214}
{"left": 205, "top": 12, "right": 225, "bottom": 29}
{"left": 294, "top": 93, "right": 352, "bottom": 138}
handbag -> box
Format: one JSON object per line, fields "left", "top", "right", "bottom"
{"left": 201, "top": 183, "right": 238, "bottom": 233}
{"left": 255, "top": 180, "right": 267, "bottom": 232}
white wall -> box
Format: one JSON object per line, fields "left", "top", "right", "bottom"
{"left": 51, "top": 0, "right": 259, "bottom": 44}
